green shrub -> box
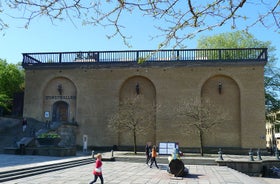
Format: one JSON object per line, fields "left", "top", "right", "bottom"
{"left": 37, "top": 132, "right": 61, "bottom": 138}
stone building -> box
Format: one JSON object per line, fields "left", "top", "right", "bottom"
{"left": 22, "top": 48, "right": 267, "bottom": 153}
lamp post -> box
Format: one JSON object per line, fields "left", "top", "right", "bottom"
{"left": 57, "top": 84, "right": 63, "bottom": 95}
{"left": 218, "top": 82, "right": 222, "bottom": 94}
{"left": 136, "top": 83, "right": 140, "bottom": 95}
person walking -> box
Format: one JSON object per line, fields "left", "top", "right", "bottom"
{"left": 150, "top": 145, "right": 159, "bottom": 169}
{"left": 145, "top": 143, "right": 151, "bottom": 165}
{"left": 89, "top": 153, "right": 104, "bottom": 184}
{"left": 22, "top": 118, "right": 27, "bottom": 132}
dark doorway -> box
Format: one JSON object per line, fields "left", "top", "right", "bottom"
{"left": 52, "top": 101, "right": 68, "bottom": 122}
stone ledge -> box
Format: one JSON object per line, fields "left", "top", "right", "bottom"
{"left": 25, "top": 147, "right": 77, "bottom": 157}
{"left": 216, "top": 159, "right": 280, "bottom": 177}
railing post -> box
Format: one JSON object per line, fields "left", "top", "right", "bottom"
{"left": 22, "top": 54, "right": 26, "bottom": 64}
{"left": 59, "top": 53, "right": 62, "bottom": 63}
{"left": 136, "top": 51, "right": 139, "bottom": 62}
{"left": 264, "top": 48, "right": 268, "bottom": 61}
{"left": 219, "top": 49, "right": 222, "bottom": 60}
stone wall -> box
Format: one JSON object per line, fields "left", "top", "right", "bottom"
{"left": 23, "top": 62, "right": 266, "bottom": 151}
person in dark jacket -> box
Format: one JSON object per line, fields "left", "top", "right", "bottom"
{"left": 22, "top": 118, "right": 27, "bottom": 132}
{"left": 145, "top": 143, "right": 151, "bottom": 165}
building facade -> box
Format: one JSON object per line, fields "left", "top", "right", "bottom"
{"left": 22, "top": 49, "right": 267, "bottom": 152}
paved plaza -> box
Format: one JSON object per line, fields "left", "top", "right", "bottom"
{"left": 0, "top": 153, "right": 279, "bottom": 184}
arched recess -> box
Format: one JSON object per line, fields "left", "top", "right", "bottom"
{"left": 43, "top": 77, "right": 77, "bottom": 123}
{"left": 118, "top": 76, "right": 156, "bottom": 146}
{"left": 201, "top": 75, "right": 241, "bottom": 147}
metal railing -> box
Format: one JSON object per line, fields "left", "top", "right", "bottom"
{"left": 22, "top": 48, "right": 267, "bottom": 66}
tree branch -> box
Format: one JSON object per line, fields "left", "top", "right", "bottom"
{"left": 2, "top": 0, "right": 279, "bottom": 48}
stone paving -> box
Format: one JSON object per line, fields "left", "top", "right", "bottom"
{"left": 0, "top": 153, "right": 279, "bottom": 184}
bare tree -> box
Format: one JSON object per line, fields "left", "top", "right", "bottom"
{"left": 2, "top": 1, "right": 280, "bottom": 47}
{"left": 108, "top": 95, "right": 155, "bottom": 154}
{"left": 177, "top": 98, "right": 228, "bottom": 156}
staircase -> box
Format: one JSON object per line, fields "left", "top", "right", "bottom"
{"left": 0, "top": 117, "right": 45, "bottom": 153}
{"left": 1, "top": 117, "right": 77, "bottom": 156}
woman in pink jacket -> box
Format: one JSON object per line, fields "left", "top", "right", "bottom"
{"left": 89, "top": 153, "right": 103, "bottom": 184}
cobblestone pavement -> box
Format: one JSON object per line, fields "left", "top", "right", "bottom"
{"left": 0, "top": 153, "right": 279, "bottom": 184}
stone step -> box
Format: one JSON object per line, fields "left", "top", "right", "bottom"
{"left": 16, "top": 137, "right": 34, "bottom": 147}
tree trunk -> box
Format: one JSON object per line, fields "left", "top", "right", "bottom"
{"left": 133, "top": 128, "right": 137, "bottom": 154}
{"left": 199, "top": 130, "right": 204, "bottom": 156}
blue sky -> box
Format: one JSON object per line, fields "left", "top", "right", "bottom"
{"left": 0, "top": 2, "right": 279, "bottom": 65}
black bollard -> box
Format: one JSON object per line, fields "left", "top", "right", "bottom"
{"left": 257, "top": 148, "right": 262, "bottom": 160}
{"left": 276, "top": 148, "right": 280, "bottom": 160}
{"left": 249, "top": 149, "right": 254, "bottom": 161}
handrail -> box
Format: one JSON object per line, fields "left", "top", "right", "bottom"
{"left": 22, "top": 48, "right": 267, "bottom": 66}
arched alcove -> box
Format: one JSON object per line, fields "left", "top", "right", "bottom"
{"left": 43, "top": 77, "right": 77, "bottom": 123}
{"left": 118, "top": 76, "right": 157, "bottom": 146}
{"left": 201, "top": 75, "right": 241, "bottom": 147}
